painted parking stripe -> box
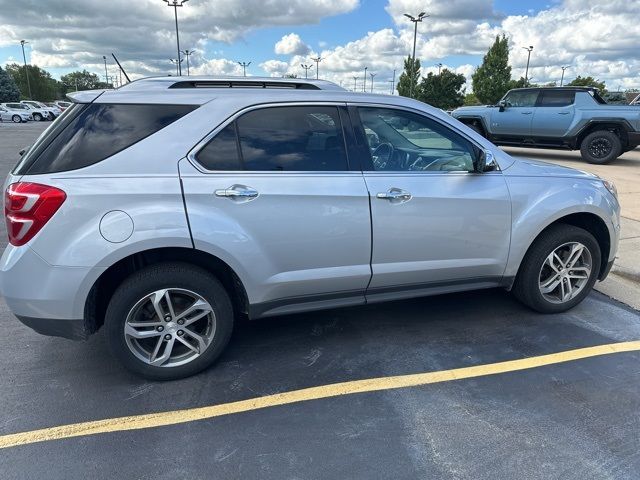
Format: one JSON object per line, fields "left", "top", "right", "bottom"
{"left": 1, "top": 340, "right": 639, "bottom": 450}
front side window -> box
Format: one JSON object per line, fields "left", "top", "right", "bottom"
{"left": 539, "top": 90, "right": 575, "bottom": 107}
{"left": 358, "top": 107, "right": 477, "bottom": 172}
{"left": 195, "top": 106, "right": 349, "bottom": 171}
{"left": 503, "top": 90, "right": 539, "bottom": 107}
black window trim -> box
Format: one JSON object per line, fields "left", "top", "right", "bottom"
{"left": 535, "top": 90, "right": 576, "bottom": 108}
{"left": 187, "top": 102, "right": 360, "bottom": 174}
{"left": 346, "top": 102, "right": 501, "bottom": 175}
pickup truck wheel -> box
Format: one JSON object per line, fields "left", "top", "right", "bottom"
{"left": 105, "top": 262, "right": 234, "bottom": 380}
{"left": 580, "top": 130, "right": 621, "bottom": 164}
{"left": 513, "top": 224, "right": 600, "bottom": 314}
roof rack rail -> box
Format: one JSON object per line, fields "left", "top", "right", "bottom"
{"left": 169, "top": 80, "right": 321, "bottom": 90}
{"left": 116, "top": 76, "right": 346, "bottom": 92}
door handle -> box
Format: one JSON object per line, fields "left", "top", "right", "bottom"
{"left": 214, "top": 185, "right": 259, "bottom": 200}
{"left": 557, "top": 111, "right": 571, "bottom": 115}
{"left": 521, "top": 111, "right": 533, "bottom": 115}
{"left": 376, "top": 188, "right": 412, "bottom": 203}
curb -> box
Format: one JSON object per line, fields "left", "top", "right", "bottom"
{"left": 611, "top": 265, "right": 640, "bottom": 284}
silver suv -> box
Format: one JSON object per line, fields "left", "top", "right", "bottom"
{"left": 0, "top": 77, "right": 620, "bottom": 380}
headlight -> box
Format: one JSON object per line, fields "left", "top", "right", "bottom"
{"left": 602, "top": 179, "right": 618, "bottom": 198}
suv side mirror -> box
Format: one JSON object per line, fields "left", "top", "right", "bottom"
{"left": 475, "top": 149, "right": 497, "bottom": 173}
{"left": 498, "top": 100, "right": 507, "bottom": 112}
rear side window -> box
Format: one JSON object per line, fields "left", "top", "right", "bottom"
{"left": 16, "top": 104, "right": 196, "bottom": 175}
{"left": 195, "top": 106, "right": 349, "bottom": 171}
{"left": 539, "top": 90, "right": 575, "bottom": 107}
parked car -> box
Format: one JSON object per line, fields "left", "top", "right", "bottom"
{"left": 0, "top": 77, "right": 620, "bottom": 379}
{"left": 0, "top": 104, "right": 32, "bottom": 123}
{"left": 5, "top": 102, "right": 49, "bottom": 121}
{"left": 54, "top": 100, "right": 72, "bottom": 111}
{"left": 451, "top": 87, "right": 640, "bottom": 164}
{"left": 21, "top": 100, "right": 61, "bottom": 119}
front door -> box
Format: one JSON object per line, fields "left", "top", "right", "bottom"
{"left": 490, "top": 89, "right": 540, "bottom": 137}
{"left": 180, "top": 104, "right": 372, "bottom": 312}
{"left": 352, "top": 106, "right": 511, "bottom": 297}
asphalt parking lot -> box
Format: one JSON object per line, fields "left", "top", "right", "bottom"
{"left": 1, "top": 122, "right": 640, "bottom": 479}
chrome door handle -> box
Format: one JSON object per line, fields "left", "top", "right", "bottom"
{"left": 215, "top": 185, "right": 259, "bottom": 199}
{"left": 376, "top": 188, "right": 412, "bottom": 202}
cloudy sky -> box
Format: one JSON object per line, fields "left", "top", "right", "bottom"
{"left": 0, "top": 0, "right": 638, "bottom": 93}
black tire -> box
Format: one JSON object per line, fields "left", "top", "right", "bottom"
{"left": 12, "top": 115, "right": 22, "bottom": 123}
{"left": 105, "top": 262, "right": 234, "bottom": 380}
{"left": 580, "top": 130, "right": 621, "bottom": 164}
{"left": 513, "top": 224, "right": 601, "bottom": 314}
{"left": 33, "top": 113, "right": 42, "bottom": 122}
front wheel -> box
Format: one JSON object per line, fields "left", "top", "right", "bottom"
{"left": 33, "top": 113, "right": 42, "bottom": 121}
{"left": 12, "top": 115, "right": 22, "bottom": 123}
{"left": 580, "top": 130, "right": 621, "bottom": 164}
{"left": 105, "top": 263, "right": 234, "bottom": 380}
{"left": 513, "top": 225, "right": 601, "bottom": 313}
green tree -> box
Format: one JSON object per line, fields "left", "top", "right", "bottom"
{"left": 5, "top": 63, "right": 63, "bottom": 101}
{"left": 0, "top": 66, "right": 20, "bottom": 103}
{"left": 463, "top": 92, "right": 481, "bottom": 106}
{"left": 397, "top": 56, "right": 421, "bottom": 98}
{"left": 417, "top": 68, "right": 466, "bottom": 110}
{"left": 471, "top": 35, "right": 512, "bottom": 104}
{"left": 566, "top": 75, "right": 606, "bottom": 92}
{"left": 60, "top": 70, "right": 104, "bottom": 91}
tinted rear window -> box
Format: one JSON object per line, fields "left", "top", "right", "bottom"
{"left": 539, "top": 90, "right": 575, "bottom": 107}
{"left": 16, "top": 103, "right": 196, "bottom": 175}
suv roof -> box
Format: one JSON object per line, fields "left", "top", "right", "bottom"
{"left": 508, "top": 86, "right": 600, "bottom": 93}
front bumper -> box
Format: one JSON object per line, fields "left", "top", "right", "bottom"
{"left": 627, "top": 132, "right": 640, "bottom": 149}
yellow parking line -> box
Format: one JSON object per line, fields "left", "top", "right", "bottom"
{"left": 1, "top": 340, "right": 639, "bottom": 450}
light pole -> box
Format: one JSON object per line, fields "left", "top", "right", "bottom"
{"left": 352, "top": 76, "right": 358, "bottom": 92}
{"left": 436, "top": 62, "right": 442, "bottom": 75}
{"left": 404, "top": 11, "right": 428, "bottom": 98}
{"left": 169, "top": 58, "right": 183, "bottom": 76}
{"left": 237, "top": 61, "right": 250, "bottom": 77}
{"left": 560, "top": 65, "right": 569, "bottom": 86}
{"left": 363, "top": 66, "right": 367, "bottom": 92}
{"left": 103, "top": 55, "right": 109, "bottom": 85}
{"left": 388, "top": 80, "right": 394, "bottom": 94}
{"left": 369, "top": 72, "right": 376, "bottom": 93}
{"left": 301, "top": 64, "right": 313, "bottom": 79}
{"left": 391, "top": 68, "right": 396, "bottom": 95}
{"left": 522, "top": 45, "right": 533, "bottom": 86}
{"left": 163, "top": 0, "right": 188, "bottom": 76}
{"left": 181, "top": 49, "right": 194, "bottom": 76}
{"left": 19, "top": 40, "right": 32, "bottom": 99}
{"left": 311, "top": 56, "right": 322, "bottom": 79}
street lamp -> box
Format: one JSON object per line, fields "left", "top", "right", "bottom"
{"left": 163, "top": 0, "right": 189, "bottom": 76}
{"left": 404, "top": 11, "right": 428, "bottom": 98}
{"left": 311, "top": 56, "right": 322, "bottom": 79}
{"left": 391, "top": 68, "right": 396, "bottom": 95}
{"left": 301, "top": 64, "right": 313, "bottom": 79}
{"left": 436, "top": 62, "right": 442, "bottom": 75}
{"left": 369, "top": 72, "right": 376, "bottom": 93}
{"left": 180, "top": 49, "right": 194, "bottom": 76}
{"left": 103, "top": 55, "right": 109, "bottom": 85}
{"left": 352, "top": 76, "right": 358, "bottom": 92}
{"left": 388, "top": 80, "right": 394, "bottom": 95}
{"left": 363, "top": 66, "right": 367, "bottom": 92}
{"left": 560, "top": 65, "right": 570, "bottom": 86}
{"left": 237, "top": 61, "right": 251, "bottom": 77}
{"left": 522, "top": 45, "right": 534, "bottom": 86}
{"left": 169, "top": 58, "right": 183, "bottom": 76}
{"left": 19, "top": 40, "right": 32, "bottom": 99}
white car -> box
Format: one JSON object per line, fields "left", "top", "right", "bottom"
{"left": 21, "top": 100, "right": 60, "bottom": 120}
{"left": 0, "top": 103, "right": 32, "bottom": 123}
{"left": 9, "top": 102, "right": 50, "bottom": 121}
{"left": 54, "top": 100, "right": 72, "bottom": 111}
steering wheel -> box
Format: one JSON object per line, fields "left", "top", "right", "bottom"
{"left": 371, "top": 142, "right": 395, "bottom": 170}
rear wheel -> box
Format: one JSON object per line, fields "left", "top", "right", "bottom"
{"left": 12, "top": 115, "right": 22, "bottom": 123}
{"left": 513, "top": 225, "right": 601, "bottom": 313}
{"left": 105, "top": 262, "right": 234, "bottom": 380}
{"left": 580, "top": 130, "right": 621, "bottom": 164}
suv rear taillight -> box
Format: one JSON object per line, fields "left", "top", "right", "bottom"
{"left": 5, "top": 182, "right": 66, "bottom": 246}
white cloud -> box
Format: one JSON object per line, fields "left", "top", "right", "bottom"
{"left": 275, "top": 33, "right": 311, "bottom": 56}
{"left": 260, "top": 60, "right": 291, "bottom": 77}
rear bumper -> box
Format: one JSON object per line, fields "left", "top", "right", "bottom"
{"left": 16, "top": 315, "right": 87, "bottom": 340}
{"left": 599, "top": 259, "right": 615, "bottom": 281}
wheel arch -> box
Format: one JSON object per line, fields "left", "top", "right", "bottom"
{"left": 84, "top": 247, "right": 249, "bottom": 335}
{"left": 575, "top": 120, "right": 633, "bottom": 149}
{"left": 456, "top": 115, "right": 488, "bottom": 136}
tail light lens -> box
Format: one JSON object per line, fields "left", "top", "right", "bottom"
{"left": 5, "top": 182, "right": 66, "bottom": 246}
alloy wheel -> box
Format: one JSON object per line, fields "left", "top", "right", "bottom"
{"left": 538, "top": 242, "right": 592, "bottom": 304}
{"left": 124, "top": 288, "right": 216, "bottom": 368}
{"left": 588, "top": 138, "right": 612, "bottom": 159}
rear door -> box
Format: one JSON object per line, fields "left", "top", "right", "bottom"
{"left": 489, "top": 90, "right": 539, "bottom": 137}
{"left": 530, "top": 90, "right": 576, "bottom": 137}
{"left": 180, "top": 104, "right": 372, "bottom": 312}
